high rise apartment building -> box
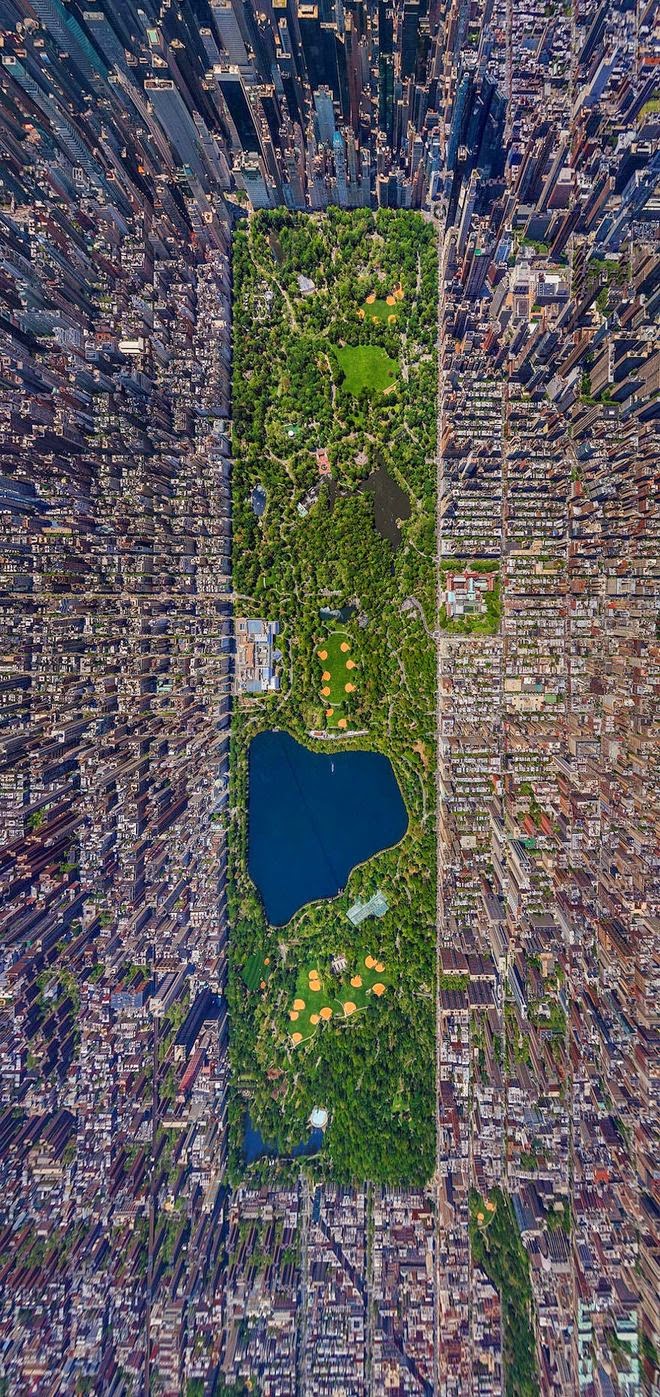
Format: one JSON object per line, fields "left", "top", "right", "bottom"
{"left": 0, "top": 0, "right": 658, "bottom": 1392}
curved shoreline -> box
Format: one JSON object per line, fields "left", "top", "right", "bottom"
{"left": 247, "top": 728, "right": 410, "bottom": 929}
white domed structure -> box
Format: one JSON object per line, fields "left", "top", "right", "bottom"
{"left": 309, "top": 1106, "right": 329, "bottom": 1131}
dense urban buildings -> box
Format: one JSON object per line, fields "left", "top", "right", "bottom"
{"left": 0, "top": 0, "right": 658, "bottom": 1393}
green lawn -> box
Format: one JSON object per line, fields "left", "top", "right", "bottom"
{"left": 362, "top": 297, "right": 400, "bottom": 324}
{"left": 287, "top": 954, "right": 391, "bottom": 1047}
{"left": 317, "top": 629, "right": 358, "bottom": 728}
{"left": 336, "top": 345, "right": 399, "bottom": 395}
{"left": 243, "top": 950, "right": 272, "bottom": 990}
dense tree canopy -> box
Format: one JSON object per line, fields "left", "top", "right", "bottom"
{"left": 470, "top": 1188, "right": 539, "bottom": 1396}
{"left": 228, "top": 208, "right": 438, "bottom": 1186}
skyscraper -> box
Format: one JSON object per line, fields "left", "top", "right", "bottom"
{"left": 0, "top": 0, "right": 658, "bottom": 1393}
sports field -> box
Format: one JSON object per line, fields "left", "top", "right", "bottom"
{"left": 242, "top": 950, "right": 272, "bottom": 990}
{"left": 317, "top": 630, "right": 358, "bottom": 729}
{"left": 287, "top": 954, "right": 390, "bottom": 1046}
{"left": 359, "top": 284, "right": 404, "bottom": 325}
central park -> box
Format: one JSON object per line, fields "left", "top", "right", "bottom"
{"left": 227, "top": 207, "right": 438, "bottom": 1185}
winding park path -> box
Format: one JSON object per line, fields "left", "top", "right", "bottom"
{"left": 402, "top": 594, "right": 439, "bottom": 642}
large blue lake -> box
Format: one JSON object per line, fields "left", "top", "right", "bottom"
{"left": 243, "top": 1114, "right": 324, "bottom": 1163}
{"left": 248, "top": 729, "right": 408, "bottom": 925}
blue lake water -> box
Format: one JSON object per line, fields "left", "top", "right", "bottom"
{"left": 243, "top": 1114, "right": 324, "bottom": 1163}
{"left": 248, "top": 729, "right": 408, "bottom": 926}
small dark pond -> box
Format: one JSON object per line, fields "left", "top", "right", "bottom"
{"left": 319, "top": 604, "right": 356, "bottom": 623}
{"left": 248, "top": 730, "right": 408, "bottom": 926}
{"left": 361, "top": 466, "right": 411, "bottom": 548}
{"left": 243, "top": 1114, "right": 324, "bottom": 1163}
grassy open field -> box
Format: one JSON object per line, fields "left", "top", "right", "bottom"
{"left": 317, "top": 630, "right": 358, "bottom": 728}
{"left": 336, "top": 344, "right": 399, "bottom": 395}
{"left": 287, "top": 954, "right": 391, "bottom": 1045}
{"left": 242, "top": 950, "right": 272, "bottom": 990}
{"left": 362, "top": 297, "right": 399, "bottom": 324}
{"left": 360, "top": 284, "right": 404, "bottom": 326}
